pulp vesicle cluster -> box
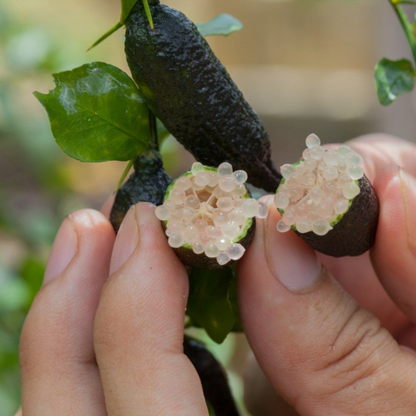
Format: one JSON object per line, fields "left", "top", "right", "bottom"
{"left": 156, "top": 162, "right": 268, "bottom": 266}
{"left": 275, "top": 134, "right": 364, "bottom": 236}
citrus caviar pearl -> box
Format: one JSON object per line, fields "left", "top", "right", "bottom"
{"left": 219, "top": 175, "right": 236, "bottom": 192}
{"left": 226, "top": 244, "right": 245, "bottom": 260}
{"left": 342, "top": 182, "right": 360, "bottom": 199}
{"left": 186, "top": 195, "right": 200, "bottom": 209}
{"left": 306, "top": 133, "right": 320, "bottom": 148}
{"left": 192, "top": 242, "right": 204, "bottom": 254}
{"left": 205, "top": 243, "right": 220, "bottom": 258}
{"left": 217, "top": 252, "right": 231, "bottom": 265}
{"left": 233, "top": 170, "right": 248, "bottom": 184}
{"left": 281, "top": 164, "right": 296, "bottom": 179}
{"left": 312, "top": 220, "right": 332, "bottom": 236}
{"left": 347, "top": 165, "right": 364, "bottom": 180}
{"left": 155, "top": 205, "right": 170, "bottom": 221}
{"left": 191, "top": 162, "right": 204, "bottom": 175}
{"left": 194, "top": 171, "right": 211, "bottom": 187}
{"left": 241, "top": 199, "right": 259, "bottom": 218}
{"left": 169, "top": 233, "right": 184, "bottom": 248}
{"left": 175, "top": 176, "right": 192, "bottom": 191}
{"left": 257, "top": 201, "right": 268, "bottom": 219}
{"left": 216, "top": 236, "right": 231, "bottom": 251}
{"left": 217, "top": 197, "right": 234, "bottom": 212}
{"left": 310, "top": 146, "right": 325, "bottom": 160}
{"left": 218, "top": 162, "right": 233, "bottom": 176}
{"left": 296, "top": 219, "right": 312, "bottom": 234}
{"left": 277, "top": 220, "right": 290, "bottom": 232}
{"left": 274, "top": 192, "right": 289, "bottom": 209}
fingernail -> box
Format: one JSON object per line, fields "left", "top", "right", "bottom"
{"left": 264, "top": 212, "right": 322, "bottom": 293}
{"left": 109, "top": 205, "right": 140, "bottom": 275}
{"left": 43, "top": 215, "right": 78, "bottom": 284}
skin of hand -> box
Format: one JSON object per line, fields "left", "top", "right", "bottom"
{"left": 17, "top": 134, "right": 416, "bottom": 416}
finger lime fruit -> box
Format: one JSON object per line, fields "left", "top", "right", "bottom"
{"left": 184, "top": 338, "right": 240, "bottom": 416}
{"left": 156, "top": 162, "right": 268, "bottom": 269}
{"left": 274, "top": 134, "right": 379, "bottom": 257}
{"left": 110, "top": 149, "right": 171, "bottom": 232}
{"left": 124, "top": 0, "right": 281, "bottom": 192}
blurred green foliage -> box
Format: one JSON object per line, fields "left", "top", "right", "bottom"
{"left": 0, "top": 1, "right": 88, "bottom": 413}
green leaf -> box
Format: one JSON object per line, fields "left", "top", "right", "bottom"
{"left": 187, "top": 267, "right": 241, "bottom": 344}
{"left": 207, "top": 401, "right": 217, "bottom": 416}
{"left": 374, "top": 57, "right": 415, "bottom": 106}
{"left": 34, "top": 62, "right": 150, "bottom": 162}
{"left": 197, "top": 13, "right": 243, "bottom": 37}
{"left": 20, "top": 257, "right": 44, "bottom": 303}
{"left": 120, "top": 0, "right": 137, "bottom": 23}
{"left": 227, "top": 273, "right": 243, "bottom": 332}
{"left": 157, "top": 119, "right": 170, "bottom": 143}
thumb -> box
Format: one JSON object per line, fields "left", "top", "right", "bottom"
{"left": 238, "top": 197, "right": 416, "bottom": 415}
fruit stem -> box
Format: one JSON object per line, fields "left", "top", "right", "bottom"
{"left": 142, "top": 0, "right": 154, "bottom": 30}
{"left": 148, "top": 108, "right": 159, "bottom": 150}
{"left": 396, "top": 0, "right": 416, "bottom": 4}
{"left": 87, "top": 22, "right": 123, "bottom": 51}
{"left": 115, "top": 159, "right": 134, "bottom": 192}
{"left": 389, "top": 0, "right": 416, "bottom": 63}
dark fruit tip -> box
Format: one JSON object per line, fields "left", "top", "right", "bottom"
{"left": 294, "top": 174, "right": 379, "bottom": 257}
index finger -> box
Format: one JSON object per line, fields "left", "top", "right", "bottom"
{"left": 94, "top": 203, "right": 209, "bottom": 416}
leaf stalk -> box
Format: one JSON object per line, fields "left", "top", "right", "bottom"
{"left": 396, "top": 0, "right": 416, "bottom": 5}
{"left": 142, "top": 0, "right": 154, "bottom": 30}
{"left": 87, "top": 22, "right": 123, "bottom": 51}
{"left": 115, "top": 159, "right": 134, "bottom": 192}
{"left": 148, "top": 108, "right": 159, "bottom": 150}
{"left": 389, "top": 0, "right": 416, "bottom": 63}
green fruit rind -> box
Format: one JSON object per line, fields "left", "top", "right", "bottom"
{"left": 277, "top": 174, "right": 379, "bottom": 257}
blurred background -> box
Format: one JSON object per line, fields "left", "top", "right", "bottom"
{"left": 0, "top": 0, "right": 415, "bottom": 414}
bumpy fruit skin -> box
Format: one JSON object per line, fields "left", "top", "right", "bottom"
{"left": 110, "top": 149, "right": 171, "bottom": 232}
{"left": 184, "top": 338, "right": 240, "bottom": 416}
{"left": 124, "top": 0, "right": 281, "bottom": 192}
{"left": 290, "top": 175, "right": 379, "bottom": 257}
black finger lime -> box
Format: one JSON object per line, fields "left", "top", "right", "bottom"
{"left": 274, "top": 135, "right": 379, "bottom": 257}
{"left": 291, "top": 174, "right": 379, "bottom": 257}
{"left": 110, "top": 149, "right": 171, "bottom": 232}
{"left": 124, "top": 0, "right": 281, "bottom": 192}
{"left": 184, "top": 338, "right": 240, "bottom": 416}
{"left": 156, "top": 162, "right": 259, "bottom": 269}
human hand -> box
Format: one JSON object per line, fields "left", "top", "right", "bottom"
{"left": 17, "top": 134, "right": 416, "bottom": 416}
{"left": 18, "top": 203, "right": 213, "bottom": 415}
{"left": 241, "top": 134, "right": 416, "bottom": 415}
